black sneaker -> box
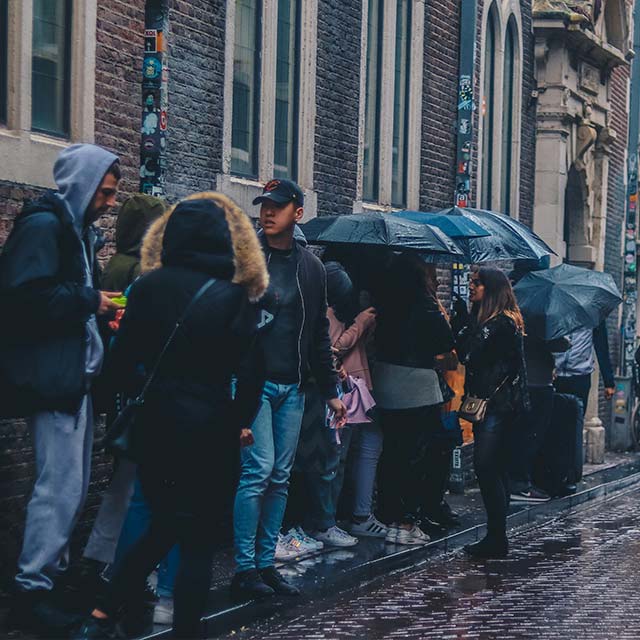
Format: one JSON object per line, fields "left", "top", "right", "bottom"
{"left": 6, "top": 589, "right": 85, "bottom": 635}
{"left": 510, "top": 487, "right": 551, "bottom": 503}
{"left": 259, "top": 566, "right": 300, "bottom": 596}
{"left": 230, "top": 569, "right": 275, "bottom": 602}
{"left": 71, "top": 615, "right": 125, "bottom": 639}
{"left": 464, "top": 536, "right": 509, "bottom": 559}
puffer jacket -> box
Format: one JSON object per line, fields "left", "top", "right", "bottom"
{"left": 454, "top": 312, "right": 529, "bottom": 417}
{"left": 109, "top": 192, "right": 268, "bottom": 497}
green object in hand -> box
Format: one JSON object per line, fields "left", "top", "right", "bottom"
{"left": 111, "top": 296, "right": 128, "bottom": 307}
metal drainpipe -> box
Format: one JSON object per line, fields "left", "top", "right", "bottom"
{"left": 621, "top": 0, "right": 640, "bottom": 379}
{"left": 140, "top": 0, "right": 169, "bottom": 197}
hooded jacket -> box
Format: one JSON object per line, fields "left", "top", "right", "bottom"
{"left": 109, "top": 194, "right": 268, "bottom": 494}
{"left": 0, "top": 144, "right": 119, "bottom": 415}
{"left": 101, "top": 194, "right": 166, "bottom": 291}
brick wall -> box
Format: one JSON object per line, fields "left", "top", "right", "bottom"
{"left": 420, "top": 0, "right": 459, "bottom": 212}
{"left": 164, "top": 0, "right": 226, "bottom": 200}
{"left": 314, "top": 0, "right": 362, "bottom": 216}
{"left": 600, "top": 62, "right": 630, "bottom": 424}
{"left": 0, "top": 0, "right": 144, "bottom": 589}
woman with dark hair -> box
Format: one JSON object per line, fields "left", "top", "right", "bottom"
{"left": 452, "top": 267, "right": 529, "bottom": 559}
{"left": 373, "top": 253, "right": 456, "bottom": 545}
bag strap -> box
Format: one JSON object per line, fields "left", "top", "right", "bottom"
{"left": 136, "top": 278, "right": 218, "bottom": 402}
{"left": 486, "top": 375, "right": 511, "bottom": 401}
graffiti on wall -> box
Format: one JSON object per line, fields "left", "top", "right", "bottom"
{"left": 140, "top": 1, "right": 169, "bottom": 197}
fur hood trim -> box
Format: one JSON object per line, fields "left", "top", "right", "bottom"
{"left": 139, "top": 192, "right": 269, "bottom": 302}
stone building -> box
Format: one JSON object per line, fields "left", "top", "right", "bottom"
{"left": 531, "top": 0, "right": 632, "bottom": 457}
{"left": 0, "top": 0, "right": 631, "bottom": 579}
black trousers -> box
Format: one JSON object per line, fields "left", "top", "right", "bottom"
{"left": 554, "top": 374, "right": 591, "bottom": 416}
{"left": 474, "top": 414, "right": 511, "bottom": 540}
{"left": 102, "top": 471, "right": 222, "bottom": 639}
{"left": 378, "top": 405, "right": 449, "bottom": 525}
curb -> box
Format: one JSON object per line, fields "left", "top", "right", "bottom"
{"left": 140, "top": 462, "right": 640, "bottom": 639}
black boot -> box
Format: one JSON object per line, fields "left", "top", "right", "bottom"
{"left": 230, "top": 569, "right": 275, "bottom": 601}
{"left": 464, "top": 535, "right": 509, "bottom": 559}
{"left": 259, "top": 566, "right": 300, "bottom": 596}
{"left": 6, "top": 588, "right": 85, "bottom": 635}
{"left": 71, "top": 615, "right": 125, "bottom": 640}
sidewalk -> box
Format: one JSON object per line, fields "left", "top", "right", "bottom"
{"left": 139, "top": 451, "right": 640, "bottom": 640}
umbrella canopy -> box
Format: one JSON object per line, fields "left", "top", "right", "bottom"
{"left": 435, "top": 207, "right": 556, "bottom": 263}
{"left": 300, "top": 212, "right": 463, "bottom": 256}
{"left": 513, "top": 264, "right": 622, "bottom": 340}
{"left": 392, "top": 210, "right": 490, "bottom": 239}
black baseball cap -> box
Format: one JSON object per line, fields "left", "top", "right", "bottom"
{"left": 252, "top": 179, "right": 304, "bottom": 207}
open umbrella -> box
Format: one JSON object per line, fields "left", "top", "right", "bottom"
{"left": 392, "top": 210, "right": 490, "bottom": 239}
{"left": 513, "top": 264, "right": 622, "bottom": 340}
{"left": 435, "top": 207, "right": 555, "bottom": 263}
{"left": 300, "top": 212, "right": 463, "bottom": 256}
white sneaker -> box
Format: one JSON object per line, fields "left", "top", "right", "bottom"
{"left": 311, "top": 526, "right": 358, "bottom": 548}
{"left": 385, "top": 526, "right": 401, "bottom": 544}
{"left": 348, "top": 515, "right": 389, "bottom": 538}
{"left": 274, "top": 532, "right": 304, "bottom": 561}
{"left": 153, "top": 596, "right": 174, "bottom": 625}
{"left": 395, "top": 525, "right": 430, "bottom": 546}
{"left": 293, "top": 527, "right": 324, "bottom": 552}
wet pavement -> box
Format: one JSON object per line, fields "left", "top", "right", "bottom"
{"left": 227, "top": 484, "right": 640, "bottom": 640}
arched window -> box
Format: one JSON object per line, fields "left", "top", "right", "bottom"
{"left": 500, "top": 16, "right": 518, "bottom": 215}
{"left": 480, "top": 4, "right": 498, "bottom": 210}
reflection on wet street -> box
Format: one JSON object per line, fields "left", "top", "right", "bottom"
{"left": 236, "top": 485, "right": 640, "bottom": 639}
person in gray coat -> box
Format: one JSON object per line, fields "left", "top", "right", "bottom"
{"left": 1, "top": 144, "right": 122, "bottom": 635}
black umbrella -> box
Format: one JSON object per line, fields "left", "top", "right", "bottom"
{"left": 513, "top": 264, "right": 622, "bottom": 340}
{"left": 436, "top": 207, "right": 556, "bottom": 263}
{"left": 300, "top": 212, "right": 463, "bottom": 256}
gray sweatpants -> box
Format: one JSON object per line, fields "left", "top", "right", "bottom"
{"left": 16, "top": 396, "right": 94, "bottom": 592}
{"left": 83, "top": 459, "right": 136, "bottom": 564}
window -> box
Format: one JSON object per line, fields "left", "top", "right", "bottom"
{"left": 0, "top": 0, "right": 7, "bottom": 124}
{"left": 231, "top": 0, "right": 260, "bottom": 177}
{"left": 0, "top": 1, "right": 96, "bottom": 189}
{"left": 363, "top": 0, "right": 382, "bottom": 202}
{"left": 273, "top": 0, "right": 298, "bottom": 179}
{"left": 480, "top": 6, "right": 497, "bottom": 211}
{"left": 222, "top": 0, "right": 317, "bottom": 213}
{"left": 359, "top": 0, "right": 423, "bottom": 209}
{"left": 478, "top": 1, "right": 522, "bottom": 217}
{"left": 31, "top": 0, "right": 72, "bottom": 137}
{"left": 500, "top": 17, "right": 517, "bottom": 215}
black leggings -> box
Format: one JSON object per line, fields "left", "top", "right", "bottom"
{"left": 473, "top": 414, "right": 511, "bottom": 540}
{"left": 103, "top": 475, "right": 220, "bottom": 639}
{"left": 378, "top": 405, "right": 446, "bottom": 525}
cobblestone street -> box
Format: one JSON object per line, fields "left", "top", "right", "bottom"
{"left": 232, "top": 484, "right": 640, "bottom": 640}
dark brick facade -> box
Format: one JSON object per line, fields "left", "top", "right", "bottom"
{"left": 164, "top": 0, "right": 226, "bottom": 199}
{"left": 314, "top": 0, "right": 363, "bottom": 216}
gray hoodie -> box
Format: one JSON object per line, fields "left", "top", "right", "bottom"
{"left": 53, "top": 144, "right": 119, "bottom": 379}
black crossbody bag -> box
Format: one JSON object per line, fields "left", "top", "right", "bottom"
{"left": 103, "top": 278, "right": 218, "bottom": 460}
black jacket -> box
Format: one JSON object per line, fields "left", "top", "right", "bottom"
{"left": 376, "top": 293, "right": 454, "bottom": 368}
{"left": 108, "top": 197, "right": 267, "bottom": 499}
{"left": 259, "top": 235, "right": 338, "bottom": 400}
{"left": 453, "top": 310, "right": 529, "bottom": 416}
{"left": 0, "top": 192, "right": 102, "bottom": 415}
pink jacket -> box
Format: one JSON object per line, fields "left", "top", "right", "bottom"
{"left": 328, "top": 307, "right": 375, "bottom": 390}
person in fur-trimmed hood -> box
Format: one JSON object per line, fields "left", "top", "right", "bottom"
{"left": 75, "top": 192, "right": 268, "bottom": 640}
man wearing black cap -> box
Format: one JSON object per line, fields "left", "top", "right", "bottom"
{"left": 232, "top": 179, "right": 346, "bottom": 600}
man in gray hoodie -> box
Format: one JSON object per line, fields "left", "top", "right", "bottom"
{"left": 0, "top": 144, "right": 123, "bottom": 633}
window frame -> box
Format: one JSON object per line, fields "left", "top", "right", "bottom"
{"left": 355, "top": 0, "right": 424, "bottom": 212}
{"left": 0, "top": 0, "right": 96, "bottom": 189}
{"left": 477, "top": 0, "right": 522, "bottom": 218}
{"left": 220, "top": 0, "right": 318, "bottom": 219}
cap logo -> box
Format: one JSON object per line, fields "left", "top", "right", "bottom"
{"left": 264, "top": 179, "right": 280, "bottom": 192}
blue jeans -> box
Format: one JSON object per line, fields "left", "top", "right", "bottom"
{"left": 233, "top": 381, "right": 305, "bottom": 572}
{"left": 113, "top": 476, "right": 179, "bottom": 598}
